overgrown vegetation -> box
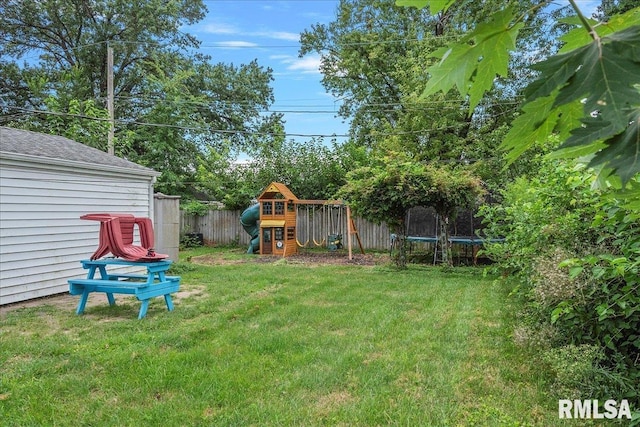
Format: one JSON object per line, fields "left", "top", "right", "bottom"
{"left": 397, "top": 0, "right": 640, "bottom": 409}
{"left": 480, "top": 155, "right": 640, "bottom": 409}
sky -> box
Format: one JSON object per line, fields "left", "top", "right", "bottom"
{"left": 185, "top": 0, "right": 350, "bottom": 145}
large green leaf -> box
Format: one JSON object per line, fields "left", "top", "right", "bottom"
{"left": 500, "top": 94, "right": 561, "bottom": 163}
{"left": 510, "top": 26, "right": 640, "bottom": 181}
{"left": 588, "top": 108, "right": 640, "bottom": 184}
{"left": 559, "top": 115, "right": 625, "bottom": 149}
{"left": 553, "top": 27, "right": 640, "bottom": 128}
{"left": 420, "top": 6, "right": 523, "bottom": 111}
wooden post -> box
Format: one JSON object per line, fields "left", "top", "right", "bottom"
{"left": 347, "top": 205, "right": 353, "bottom": 260}
{"left": 107, "top": 45, "right": 115, "bottom": 155}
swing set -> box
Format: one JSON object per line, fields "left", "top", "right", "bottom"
{"left": 296, "top": 199, "right": 364, "bottom": 259}
{"left": 295, "top": 202, "right": 356, "bottom": 252}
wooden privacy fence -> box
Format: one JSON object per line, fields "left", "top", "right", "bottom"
{"left": 180, "top": 209, "right": 393, "bottom": 251}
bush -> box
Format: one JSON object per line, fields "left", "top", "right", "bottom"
{"left": 479, "top": 158, "right": 599, "bottom": 281}
{"left": 181, "top": 200, "right": 209, "bottom": 216}
{"left": 481, "top": 156, "right": 640, "bottom": 404}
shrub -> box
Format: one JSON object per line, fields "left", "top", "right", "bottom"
{"left": 481, "top": 156, "right": 640, "bottom": 404}
{"left": 479, "top": 158, "right": 600, "bottom": 281}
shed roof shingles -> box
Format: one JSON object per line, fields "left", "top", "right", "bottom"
{"left": 0, "top": 126, "right": 156, "bottom": 174}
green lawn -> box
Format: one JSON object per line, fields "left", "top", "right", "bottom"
{"left": 1, "top": 248, "right": 563, "bottom": 426}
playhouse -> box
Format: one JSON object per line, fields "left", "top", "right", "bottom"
{"left": 257, "top": 182, "right": 299, "bottom": 257}
{"left": 240, "top": 182, "right": 364, "bottom": 258}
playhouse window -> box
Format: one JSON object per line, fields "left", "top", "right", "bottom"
{"left": 275, "top": 201, "right": 285, "bottom": 215}
{"left": 275, "top": 227, "right": 284, "bottom": 241}
{"left": 263, "top": 228, "right": 272, "bottom": 242}
{"left": 262, "top": 201, "right": 272, "bottom": 215}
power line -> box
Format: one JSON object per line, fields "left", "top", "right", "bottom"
{"left": 110, "top": 93, "right": 521, "bottom": 110}
{"left": 3, "top": 104, "right": 503, "bottom": 139}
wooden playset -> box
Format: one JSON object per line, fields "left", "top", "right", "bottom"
{"left": 243, "top": 182, "right": 364, "bottom": 259}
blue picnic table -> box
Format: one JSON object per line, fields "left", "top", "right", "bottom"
{"left": 68, "top": 258, "right": 180, "bottom": 319}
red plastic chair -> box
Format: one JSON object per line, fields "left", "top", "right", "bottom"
{"left": 81, "top": 213, "right": 168, "bottom": 261}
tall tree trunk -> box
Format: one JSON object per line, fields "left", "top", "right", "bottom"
{"left": 393, "top": 221, "right": 408, "bottom": 269}
{"left": 438, "top": 214, "right": 452, "bottom": 266}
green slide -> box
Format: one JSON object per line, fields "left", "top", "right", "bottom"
{"left": 240, "top": 204, "right": 260, "bottom": 254}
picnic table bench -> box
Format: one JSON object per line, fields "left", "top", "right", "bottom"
{"left": 68, "top": 258, "right": 180, "bottom": 319}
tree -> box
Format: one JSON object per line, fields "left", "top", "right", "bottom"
{"left": 0, "top": 0, "right": 283, "bottom": 199}
{"left": 398, "top": 0, "right": 640, "bottom": 188}
{"left": 0, "top": 0, "right": 205, "bottom": 103}
{"left": 299, "top": 0, "right": 493, "bottom": 152}
{"left": 299, "top": 0, "right": 562, "bottom": 189}
{"left": 196, "top": 137, "right": 369, "bottom": 211}
{"left": 337, "top": 153, "right": 484, "bottom": 267}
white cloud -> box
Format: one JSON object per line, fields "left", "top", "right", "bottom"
{"left": 285, "top": 55, "right": 322, "bottom": 74}
{"left": 262, "top": 31, "right": 300, "bottom": 42}
{"left": 269, "top": 54, "right": 322, "bottom": 75}
{"left": 269, "top": 54, "right": 292, "bottom": 60}
{"left": 201, "top": 22, "right": 239, "bottom": 35}
{"left": 197, "top": 20, "right": 299, "bottom": 42}
{"left": 214, "top": 41, "right": 259, "bottom": 48}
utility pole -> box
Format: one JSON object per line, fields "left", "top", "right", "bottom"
{"left": 107, "top": 44, "right": 115, "bottom": 155}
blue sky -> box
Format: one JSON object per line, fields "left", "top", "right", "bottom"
{"left": 185, "top": 0, "right": 349, "bottom": 145}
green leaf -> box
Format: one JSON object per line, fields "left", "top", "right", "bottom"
{"left": 524, "top": 44, "right": 587, "bottom": 102}
{"left": 469, "top": 19, "right": 523, "bottom": 109}
{"left": 421, "top": 46, "right": 472, "bottom": 99}
{"left": 512, "top": 26, "right": 640, "bottom": 181}
{"left": 395, "top": 0, "right": 456, "bottom": 14}
{"left": 421, "top": 6, "right": 523, "bottom": 111}
{"left": 549, "top": 140, "right": 606, "bottom": 161}
{"left": 588, "top": 108, "right": 640, "bottom": 184}
{"left": 528, "top": 26, "right": 640, "bottom": 123}
{"left": 555, "top": 98, "right": 584, "bottom": 140}
{"left": 552, "top": 27, "right": 640, "bottom": 129}
{"left": 500, "top": 94, "right": 561, "bottom": 163}
{"left": 569, "top": 266, "right": 584, "bottom": 279}
{"left": 559, "top": 116, "right": 621, "bottom": 150}
{"left": 559, "top": 8, "right": 640, "bottom": 54}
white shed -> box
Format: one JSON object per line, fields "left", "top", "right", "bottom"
{"left": 0, "top": 127, "right": 160, "bottom": 305}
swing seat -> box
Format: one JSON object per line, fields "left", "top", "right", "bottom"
{"left": 328, "top": 233, "right": 343, "bottom": 251}
{"left": 81, "top": 213, "right": 168, "bottom": 261}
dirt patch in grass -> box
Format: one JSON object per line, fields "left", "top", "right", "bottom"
{"left": 1, "top": 293, "right": 87, "bottom": 315}
{"left": 188, "top": 253, "right": 246, "bottom": 265}
{"left": 314, "top": 390, "right": 356, "bottom": 414}
{"left": 191, "top": 251, "right": 387, "bottom": 267}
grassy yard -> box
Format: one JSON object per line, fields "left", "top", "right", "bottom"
{"left": 1, "top": 247, "right": 564, "bottom": 426}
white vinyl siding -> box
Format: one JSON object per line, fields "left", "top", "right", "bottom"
{"left": 0, "top": 158, "right": 156, "bottom": 305}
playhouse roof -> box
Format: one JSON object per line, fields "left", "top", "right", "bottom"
{"left": 258, "top": 182, "right": 298, "bottom": 201}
